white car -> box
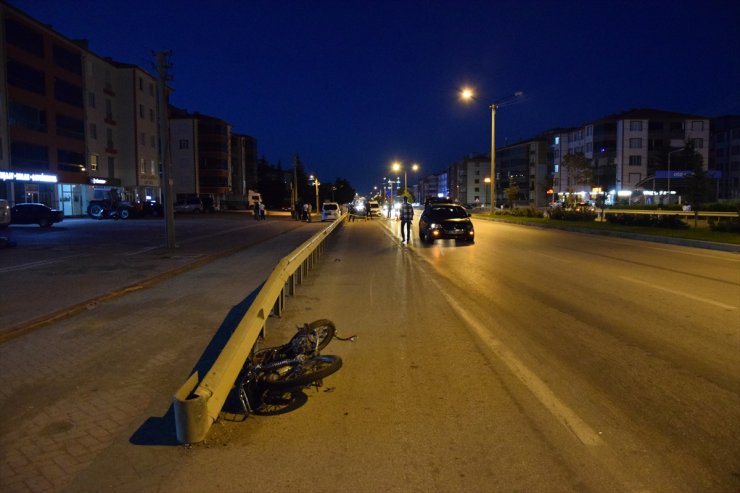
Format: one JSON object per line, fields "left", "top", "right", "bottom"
{"left": 368, "top": 201, "right": 382, "bottom": 217}
{"left": 321, "top": 202, "right": 341, "bottom": 221}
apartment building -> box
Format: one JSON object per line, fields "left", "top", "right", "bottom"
{"left": 228, "top": 132, "right": 258, "bottom": 209}
{"left": 495, "top": 138, "right": 550, "bottom": 207}
{"left": 1, "top": 4, "right": 87, "bottom": 207}
{"left": 447, "top": 154, "right": 489, "bottom": 206}
{"left": 0, "top": 3, "right": 162, "bottom": 215}
{"left": 710, "top": 116, "right": 740, "bottom": 200}
{"left": 546, "top": 109, "right": 711, "bottom": 204}
{"left": 169, "top": 106, "right": 232, "bottom": 208}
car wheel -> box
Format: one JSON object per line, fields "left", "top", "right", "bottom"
{"left": 118, "top": 207, "right": 131, "bottom": 220}
{"left": 88, "top": 204, "right": 104, "bottom": 219}
{"left": 38, "top": 217, "right": 51, "bottom": 227}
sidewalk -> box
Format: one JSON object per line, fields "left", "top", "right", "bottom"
{"left": 0, "top": 223, "right": 352, "bottom": 492}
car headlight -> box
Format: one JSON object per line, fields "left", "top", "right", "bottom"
{"left": 429, "top": 223, "right": 441, "bottom": 229}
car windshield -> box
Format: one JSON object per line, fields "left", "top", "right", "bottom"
{"left": 428, "top": 206, "right": 468, "bottom": 219}
{"left": 323, "top": 204, "right": 338, "bottom": 210}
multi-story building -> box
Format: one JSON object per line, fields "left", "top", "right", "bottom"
{"left": 495, "top": 138, "right": 550, "bottom": 207}
{"left": 710, "top": 116, "right": 740, "bottom": 200}
{"left": 169, "top": 106, "right": 232, "bottom": 208}
{"left": 0, "top": 3, "right": 161, "bottom": 215}
{"left": 83, "top": 54, "right": 160, "bottom": 212}
{"left": 448, "top": 154, "right": 489, "bottom": 206}
{"left": 548, "top": 109, "right": 710, "bottom": 205}
{"left": 1, "top": 4, "right": 87, "bottom": 208}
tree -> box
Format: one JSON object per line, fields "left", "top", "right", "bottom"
{"left": 504, "top": 175, "right": 520, "bottom": 208}
{"left": 561, "top": 153, "right": 593, "bottom": 206}
{"left": 683, "top": 143, "right": 710, "bottom": 210}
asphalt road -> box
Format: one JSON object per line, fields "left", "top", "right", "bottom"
{"left": 0, "top": 214, "right": 738, "bottom": 492}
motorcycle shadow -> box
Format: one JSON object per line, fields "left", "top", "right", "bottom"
{"left": 221, "top": 388, "right": 309, "bottom": 422}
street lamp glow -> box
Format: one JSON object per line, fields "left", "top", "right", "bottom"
{"left": 461, "top": 87, "right": 474, "bottom": 101}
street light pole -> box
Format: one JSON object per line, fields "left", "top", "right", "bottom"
{"left": 667, "top": 147, "right": 684, "bottom": 205}
{"left": 461, "top": 88, "right": 523, "bottom": 214}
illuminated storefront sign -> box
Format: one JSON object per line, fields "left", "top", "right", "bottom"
{"left": 0, "top": 171, "right": 59, "bottom": 183}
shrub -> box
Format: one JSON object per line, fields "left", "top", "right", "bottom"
{"left": 549, "top": 208, "right": 597, "bottom": 221}
{"left": 605, "top": 213, "right": 689, "bottom": 229}
{"left": 708, "top": 217, "right": 740, "bottom": 232}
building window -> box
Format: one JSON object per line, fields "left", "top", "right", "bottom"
{"left": 11, "top": 141, "right": 49, "bottom": 168}
{"left": 89, "top": 123, "right": 97, "bottom": 139}
{"left": 5, "top": 17, "right": 44, "bottom": 57}
{"left": 140, "top": 158, "right": 146, "bottom": 174}
{"left": 630, "top": 120, "right": 643, "bottom": 131}
{"left": 88, "top": 92, "right": 96, "bottom": 108}
{"left": 150, "top": 135, "right": 156, "bottom": 148}
{"left": 629, "top": 155, "right": 642, "bottom": 166}
{"left": 52, "top": 44, "right": 82, "bottom": 75}
{"left": 149, "top": 108, "right": 155, "bottom": 122}
{"left": 140, "top": 132, "right": 146, "bottom": 145}
{"left": 692, "top": 138, "right": 704, "bottom": 149}
{"left": 150, "top": 159, "right": 157, "bottom": 175}
{"left": 179, "top": 139, "right": 189, "bottom": 149}
{"left": 90, "top": 154, "right": 98, "bottom": 171}
{"left": 629, "top": 138, "right": 642, "bottom": 149}
{"left": 105, "top": 99, "right": 113, "bottom": 120}
{"left": 6, "top": 59, "right": 45, "bottom": 94}
{"left": 106, "top": 128, "right": 114, "bottom": 149}
{"left": 108, "top": 156, "right": 115, "bottom": 177}
{"left": 54, "top": 79, "right": 83, "bottom": 107}
{"left": 139, "top": 104, "right": 145, "bottom": 118}
{"left": 691, "top": 121, "right": 704, "bottom": 131}
{"left": 628, "top": 172, "right": 642, "bottom": 184}
{"left": 139, "top": 77, "right": 144, "bottom": 90}
{"left": 9, "top": 102, "right": 47, "bottom": 132}
{"left": 56, "top": 114, "right": 85, "bottom": 140}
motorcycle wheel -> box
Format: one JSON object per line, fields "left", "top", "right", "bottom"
{"left": 261, "top": 355, "right": 342, "bottom": 390}
{"left": 289, "top": 319, "right": 336, "bottom": 354}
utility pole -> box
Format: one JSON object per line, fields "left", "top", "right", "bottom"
{"left": 155, "top": 51, "right": 176, "bottom": 249}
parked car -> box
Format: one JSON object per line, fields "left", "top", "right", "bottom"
{"left": 174, "top": 198, "right": 204, "bottom": 214}
{"left": 0, "top": 199, "right": 10, "bottom": 228}
{"left": 321, "top": 202, "right": 341, "bottom": 221}
{"left": 418, "top": 203, "right": 475, "bottom": 244}
{"left": 10, "top": 203, "right": 64, "bottom": 227}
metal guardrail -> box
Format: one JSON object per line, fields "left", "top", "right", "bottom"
{"left": 602, "top": 210, "right": 738, "bottom": 218}
{"left": 173, "top": 216, "right": 346, "bottom": 443}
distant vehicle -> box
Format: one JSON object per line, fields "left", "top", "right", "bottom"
{"left": 174, "top": 198, "right": 204, "bottom": 214}
{"left": 418, "top": 203, "right": 474, "bottom": 244}
{"left": 321, "top": 202, "right": 341, "bottom": 221}
{"left": 247, "top": 190, "right": 262, "bottom": 208}
{"left": 10, "top": 203, "right": 64, "bottom": 227}
{"left": 573, "top": 202, "right": 596, "bottom": 213}
{"left": 0, "top": 199, "right": 10, "bottom": 228}
{"left": 368, "top": 201, "right": 381, "bottom": 217}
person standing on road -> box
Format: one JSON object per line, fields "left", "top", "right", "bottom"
{"left": 399, "top": 196, "right": 413, "bottom": 243}
{"left": 259, "top": 201, "right": 266, "bottom": 220}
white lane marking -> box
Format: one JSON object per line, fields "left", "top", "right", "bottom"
{"left": 642, "top": 245, "right": 740, "bottom": 262}
{"left": 620, "top": 276, "right": 737, "bottom": 310}
{"left": 431, "top": 276, "right": 604, "bottom": 447}
{"left": 0, "top": 258, "right": 62, "bottom": 273}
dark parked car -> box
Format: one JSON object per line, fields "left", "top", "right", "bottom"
{"left": 418, "top": 203, "right": 475, "bottom": 244}
{"left": 174, "top": 198, "right": 204, "bottom": 214}
{"left": 10, "top": 203, "right": 64, "bottom": 227}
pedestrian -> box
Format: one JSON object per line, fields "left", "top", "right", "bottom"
{"left": 302, "top": 202, "right": 309, "bottom": 221}
{"left": 254, "top": 202, "right": 260, "bottom": 220}
{"left": 259, "top": 201, "right": 266, "bottom": 220}
{"left": 307, "top": 203, "right": 312, "bottom": 222}
{"left": 399, "top": 196, "right": 413, "bottom": 243}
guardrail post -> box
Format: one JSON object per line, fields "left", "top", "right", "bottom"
{"left": 173, "top": 372, "right": 210, "bottom": 444}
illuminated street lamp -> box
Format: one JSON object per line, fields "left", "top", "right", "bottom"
{"left": 391, "top": 161, "right": 420, "bottom": 198}
{"left": 309, "top": 174, "right": 320, "bottom": 213}
{"left": 484, "top": 177, "right": 491, "bottom": 208}
{"left": 461, "top": 87, "right": 523, "bottom": 212}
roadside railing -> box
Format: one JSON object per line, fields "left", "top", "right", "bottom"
{"left": 173, "top": 216, "right": 346, "bottom": 443}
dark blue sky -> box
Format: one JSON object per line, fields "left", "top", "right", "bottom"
{"left": 10, "top": 0, "right": 740, "bottom": 194}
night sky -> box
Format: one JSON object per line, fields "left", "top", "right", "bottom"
{"left": 8, "top": 0, "right": 740, "bottom": 194}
